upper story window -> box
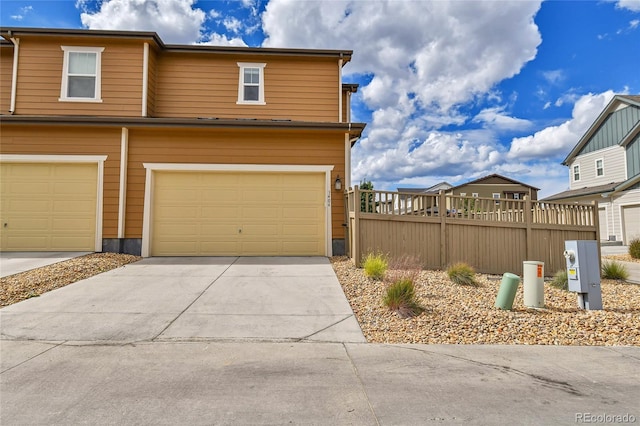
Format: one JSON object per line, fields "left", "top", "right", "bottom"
{"left": 595, "top": 159, "right": 604, "bottom": 177}
{"left": 472, "top": 193, "right": 479, "bottom": 197}
{"left": 573, "top": 164, "right": 580, "bottom": 181}
{"left": 513, "top": 193, "right": 521, "bottom": 200}
{"left": 60, "top": 46, "right": 104, "bottom": 102}
{"left": 460, "top": 192, "right": 467, "bottom": 197}
{"left": 237, "top": 62, "right": 266, "bottom": 105}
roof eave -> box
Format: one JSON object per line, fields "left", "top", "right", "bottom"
{"left": 0, "top": 114, "right": 365, "bottom": 134}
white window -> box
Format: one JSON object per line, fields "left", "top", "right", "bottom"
{"left": 595, "top": 159, "right": 604, "bottom": 177}
{"left": 60, "top": 46, "right": 104, "bottom": 102}
{"left": 460, "top": 192, "right": 467, "bottom": 197}
{"left": 493, "top": 193, "right": 500, "bottom": 205}
{"left": 573, "top": 164, "right": 580, "bottom": 181}
{"left": 513, "top": 193, "right": 520, "bottom": 200}
{"left": 237, "top": 62, "right": 266, "bottom": 105}
{"left": 472, "top": 193, "right": 479, "bottom": 197}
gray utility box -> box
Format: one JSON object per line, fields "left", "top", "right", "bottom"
{"left": 563, "top": 240, "right": 602, "bottom": 310}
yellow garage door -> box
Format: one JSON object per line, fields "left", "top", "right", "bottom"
{"left": 0, "top": 162, "right": 98, "bottom": 251}
{"left": 151, "top": 171, "right": 326, "bottom": 256}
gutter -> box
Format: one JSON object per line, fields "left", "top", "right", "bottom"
{"left": 9, "top": 33, "right": 18, "bottom": 114}
{"left": 0, "top": 115, "right": 366, "bottom": 135}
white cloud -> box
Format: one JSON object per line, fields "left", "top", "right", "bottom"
{"left": 507, "top": 91, "right": 616, "bottom": 161}
{"left": 198, "top": 32, "right": 247, "bottom": 47}
{"left": 616, "top": 0, "right": 640, "bottom": 12}
{"left": 79, "top": 0, "right": 206, "bottom": 44}
{"left": 541, "top": 69, "right": 565, "bottom": 85}
{"left": 472, "top": 107, "right": 532, "bottom": 132}
{"left": 262, "top": 0, "right": 543, "bottom": 189}
{"left": 11, "top": 5, "right": 33, "bottom": 21}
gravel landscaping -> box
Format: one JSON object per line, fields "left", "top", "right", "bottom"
{"left": 330, "top": 256, "right": 640, "bottom": 346}
{"left": 0, "top": 253, "right": 141, "bottom": 307}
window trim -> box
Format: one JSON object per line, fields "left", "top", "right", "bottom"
{"left": 573, "top": 164, "right": 581, "bottom": 182}
{"left": 595, "top": 158, "right": 604, "bottom": 177}
{"left": 60, "top": 46, "right": 104, "bottom": 102}
{"left": 237, "top": 62, "right": 266, "bottom": 105}
{"left": 513, "top": 193, "right": 520, "bottom": 200}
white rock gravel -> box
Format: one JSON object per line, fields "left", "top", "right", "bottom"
{"left": 330, "top": 256, "right": 640, "bottom": 346}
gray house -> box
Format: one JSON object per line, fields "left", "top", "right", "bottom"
{"left": 544, "top": 94, "right": 640, "bottom": 244}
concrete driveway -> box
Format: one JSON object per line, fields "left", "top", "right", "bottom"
{"left": 0, "top": 256, "right": 365, "bottom": 343}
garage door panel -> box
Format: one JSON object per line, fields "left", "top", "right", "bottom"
{"left": 151, "top": 171, "right": 326, "bottom": 256}
{"left": 155, "top": 206, "right": 200, "bottom": 220}
{"left": 201, "top": 224, "right": 238, "bottom": 236}
{"left": 201, "top": 206, "right": 240, "bottom": 218}
{"left": 1, "top": 162, "right": 98, "bottom": 252}
{"left": 622, "top": 205, "right": 640, "bottom": 243}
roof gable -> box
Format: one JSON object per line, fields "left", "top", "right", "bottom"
{"left": 563, "top": 94, "right": 640, "bottom": 165}
{"left": 449, "top": 174, "right": 539, "bottom": 191}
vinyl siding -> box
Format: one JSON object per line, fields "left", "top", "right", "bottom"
{"left": 578, "top": 104, "right": 640, "bottom": 156}
{"left": 0, "top": 44, "right": 12, "bottom": 113}
{"left": 0, "top": 124, "right": 121, "bottom": 238}
{"left": 125, "top": 127, "right": 345, "bottom": 239}
{"left": 627, "top": 135, "right": 640, "bottom": 178}
{"left": 568, "top": 145, "right": 627, "bottom": 190}
{"left": 12, "top": 37, "right": 144, "bottom": 117}
{"left": 154, "top": 53, "right": 339, "bottom": 121}
{"left": 450, "top": 183, "right": 537, "bottom": 200}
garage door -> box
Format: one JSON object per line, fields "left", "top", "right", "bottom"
{"left": 151, "top": 171, "right": 326, "bottom": 256}
{"left": 622, "top": 204, "right": 640, "bottom": 244}
{"left": 0, "top": 162, "right": 98, "bottom": 251}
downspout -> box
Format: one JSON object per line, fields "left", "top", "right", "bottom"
{"left": 142, "top": 42, "right": 149, "bottom": 117}
{"left": 338, "top": 54, "right": 343, "bottom": 123}
{"left": 9, "top": 35, "right": 19, "bottom": 114}
{"left": 118, "top": 128, "right": 129, "bottom": 246}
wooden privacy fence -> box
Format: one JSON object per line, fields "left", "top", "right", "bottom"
{"left": 345, "top": 186, "right": 600, "bottom": 276}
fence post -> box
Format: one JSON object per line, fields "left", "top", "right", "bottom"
{"left": 353, "top": 185, "right": 361, "bottom": 267}
{"left": 593, "top": 200, "right": 601, "bottom": 271}
{"left": 440, "top": 191, "right": 447, "bottom": 270}
{"left": 525, "top": 197, "right": 532, "bottom": 260}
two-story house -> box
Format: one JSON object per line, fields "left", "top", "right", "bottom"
{"left": 543, "top": 95, "right": 640, "bottom": 244}
{"left": 0, "top": 27, "right": 365, "bottom": 257}
{"left": 446, "top": 174, "right": 539, "bottom": 200}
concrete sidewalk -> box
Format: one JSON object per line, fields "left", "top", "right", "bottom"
{"left": 0, "top": 251, "right": 90, "bottom": 278}
{"left": 1, "top": 341, "right": 638, "bottom": 425}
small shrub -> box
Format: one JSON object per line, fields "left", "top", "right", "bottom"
{"left": 629, "top": 237, "right": 640, "bottom": 260}
{"left": 383, "top": 279, "right": 423, "bottom": 318}
{"left": 447, "top": 262, "right": 478, "bottom": 286}
{"left": 384, "top": 254, "right": 422, "bottom": 285}
{"left": 549, "top": 269, "right": 568, "bottom": 291}
{"left": 601, "top": 260, "right": 629, "bottom": 281}
{"left": 363, "top": 252, "right": 388, "bottom": 280}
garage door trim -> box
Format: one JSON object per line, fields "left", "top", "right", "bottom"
{"left": 141, "top": 163, "right": 335, "bottom": 257}
{"left": 0, "top": 154, "right": 107, "bottom": 252}
{"left": 620, "top": 202, "right": 640, "bottom": 244}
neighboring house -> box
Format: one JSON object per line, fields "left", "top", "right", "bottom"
{"left": 543, "top": 94, "right": 640, "bottom": 244}
{"left": 392, "top": 182, "right": 453, "bottom": 213}
{"left": 0, "top": 27, "right": 365, "bottom": 257}
{"left": 446, "top": 174, "right": 539, "bottom": 200}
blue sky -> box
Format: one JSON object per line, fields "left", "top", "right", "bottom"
{"left": 2, "top": 0, "right": 639, "bottom": 197}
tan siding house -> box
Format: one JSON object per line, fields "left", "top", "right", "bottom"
{"left": 446, "top": 174, "right": 539, "bottom": 200}
{"left": 0, "top": 27, "right": 365, "bottom": 257}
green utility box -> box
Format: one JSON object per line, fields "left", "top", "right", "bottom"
{"left": 495, "top": 273, "right": 521, "bottom": 310}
